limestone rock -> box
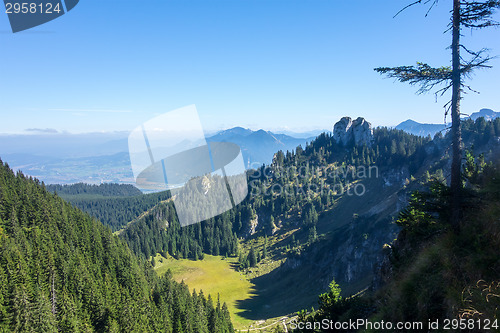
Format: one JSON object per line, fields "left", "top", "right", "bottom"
{"left": 333, "top": 116, "right": 373, "bottom": 146}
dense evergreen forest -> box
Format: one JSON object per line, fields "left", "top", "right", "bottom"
{"left": 46, "top": 183, "right": 142, "bottom": 198}
{"left": 56, "top": 189, "right": 171, "bottom": 232}
{"left": 294, "top": 147, "right": 500, "bottom": 332}
{"left": 70, "top": 118, "right": 500, "bottom": 272}
{"left": 118, "top": 124, "right": 439, "bottom": 263}
{"left": 119, "top": 202, "right": 239, "bottom": 261}
{"left": 0, "top": 160, "right": 234, "bottom": 332}
{"left": 59, "top": 118, "right": 499, "bottom": 237}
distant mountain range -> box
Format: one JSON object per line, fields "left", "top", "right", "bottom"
{"left": 0, "top": 131, "right": 129, "bottom": 159}
{"left": 0, "top": 127, "right": 319, "bottom": 185}
{"left": 274, "top": 128, "right": 328, "bottom": 138}
{"left": 468, "top": 108, "right": 500, "bottom": 121}
{"left": 396, "top": 108, "right": 498, "bottom": 137}
{"left": 395, "top": 120, "right": 448, "bottom": 138}
{"left": 5, "top": 109, "right": 498, "bottom": 185}
{"left": 207, "top": 127, "right": 316, "bottom": 168}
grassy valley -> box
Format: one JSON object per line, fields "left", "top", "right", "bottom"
{"left": 154, "top": 254, "right": 256, "bottom": 329}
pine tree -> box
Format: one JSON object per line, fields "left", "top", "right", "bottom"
{"left": 248, "top": 246, "right": 257, "bottom": 267}
{"left": 375, "top": 0, "right": 500, "bottom": 230}
{"left": 268, "top": 216, "right": 276, "bottom": 233}
{"left": 262, "top": 236, "right": 268, "bottom": 259}
{"left": 308, "top": 226, "right": 317, "bottom": 243}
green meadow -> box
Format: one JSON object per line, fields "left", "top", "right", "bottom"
{"left": 154, "top": 254, "right": 258, "bottom": 329}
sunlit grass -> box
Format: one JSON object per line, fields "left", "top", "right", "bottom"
{"left": 154, "top": 254, "right": 257, "bottom": 329}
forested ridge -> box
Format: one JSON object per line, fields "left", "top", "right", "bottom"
{"left": 81, "top": 118, "right": 500, "bottom": 270}
{"left": 46, "top": 183, "right": 143, "bottom": 198}
{"left": 55, "top": 118, "right": 499, "bottom": 237}
{"left": 0, "top": 160, "right": 234, "bottom": 332}
{"left": 294, "top": 141, "right": 500, "bottom": 332}
{"left": 112, "top": 118, "right": 500, "bottom": 328}
{"left": 119, "top": 202, "right": 239, "bottom": 261}
{"left": 118, "top": 124, "right": 439, "bottom": 263}
{"left": 56, "top": 189, "right": 171, "bottom": 232}
{"left": 60, "top": 124, "right": 440, "bottom": 258}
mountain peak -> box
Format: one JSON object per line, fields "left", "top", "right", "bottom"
{"left": 479, "top": 108, "right": 495, "bottom": 114}
{"left": 205, "top": 127, "right": 312, "bottom": 167}
{"left": 213, "top": 127, "right": 253, "bottom": 137}
{"left": 253, "top": 129, "right": 270, "bottom": 136}
{"left": 395, "top": 119, "right": 447, "bottom": 137}
{"left": 399, "top": 119, "right": 419, "bottom": 125}
{"left": 469, "top": 108, "right": 499, "bottom": 121}
{"left": 333, "top": 116, "right": 373, "bottom": 146}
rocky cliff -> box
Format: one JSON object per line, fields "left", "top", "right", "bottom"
{"left": 333, "top": 116, "right": 374, "bottom": 146}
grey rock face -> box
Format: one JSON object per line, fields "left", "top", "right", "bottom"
{"left": 333, "top": 117, "right": 373, "bottom": 146}
{"left": 333, "top": 117, "right": 353, "bottom": 145}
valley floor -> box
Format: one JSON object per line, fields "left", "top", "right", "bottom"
{"left": 154, "top": 254, "right": 299, "bottom": 331}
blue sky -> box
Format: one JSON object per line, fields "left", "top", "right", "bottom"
{"left": 0, "top": 0, "right": 499, "bottom": 134}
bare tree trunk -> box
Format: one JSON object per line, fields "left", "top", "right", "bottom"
{"left": 450, "top": 0, "right": 462, "bottom": 231}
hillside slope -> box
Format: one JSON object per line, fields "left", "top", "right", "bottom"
{"left": 294, "top": 162, "right": 500, "bottom": 332}
{"left": 0, "top": 160, "right": 234, "bottom": 332}
{"left": 115, "top": 123, "right": 437, "bottom": 321}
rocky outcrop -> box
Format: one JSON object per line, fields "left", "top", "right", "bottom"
{"left": 333, "top": 117, "right": 373, "bottom": 146}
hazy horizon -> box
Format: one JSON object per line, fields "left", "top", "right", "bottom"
{"left": 0, "top": 107, "right": 495, "bottom": 136}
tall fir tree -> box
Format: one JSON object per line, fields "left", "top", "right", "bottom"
{"left": 375, "top": 0, "right": 500, "bottom": 230}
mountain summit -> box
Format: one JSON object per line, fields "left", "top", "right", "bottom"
{"left": 395, "top": 119, "right": 447, "bottom": 138}
{"left": 395, "top": 108, "right": 498, "bottom": 138}
{"left": 206, "top": 127, "right": 314, "bottom": 167}
{"left": 468, "top": 108, "right": 499, "bottom": 121}
{"left": 333, "top": 117, "right": 373, "bottom": 146}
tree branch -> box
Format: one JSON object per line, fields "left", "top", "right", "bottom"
{"left": 460, "top": 0, "right": 500, "bottom": 28}
{"left": 394, "top": 0, "right": 423, "bottom": 18}
{"left": 375, "top": 62, "right": 452, "bottom": 94}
